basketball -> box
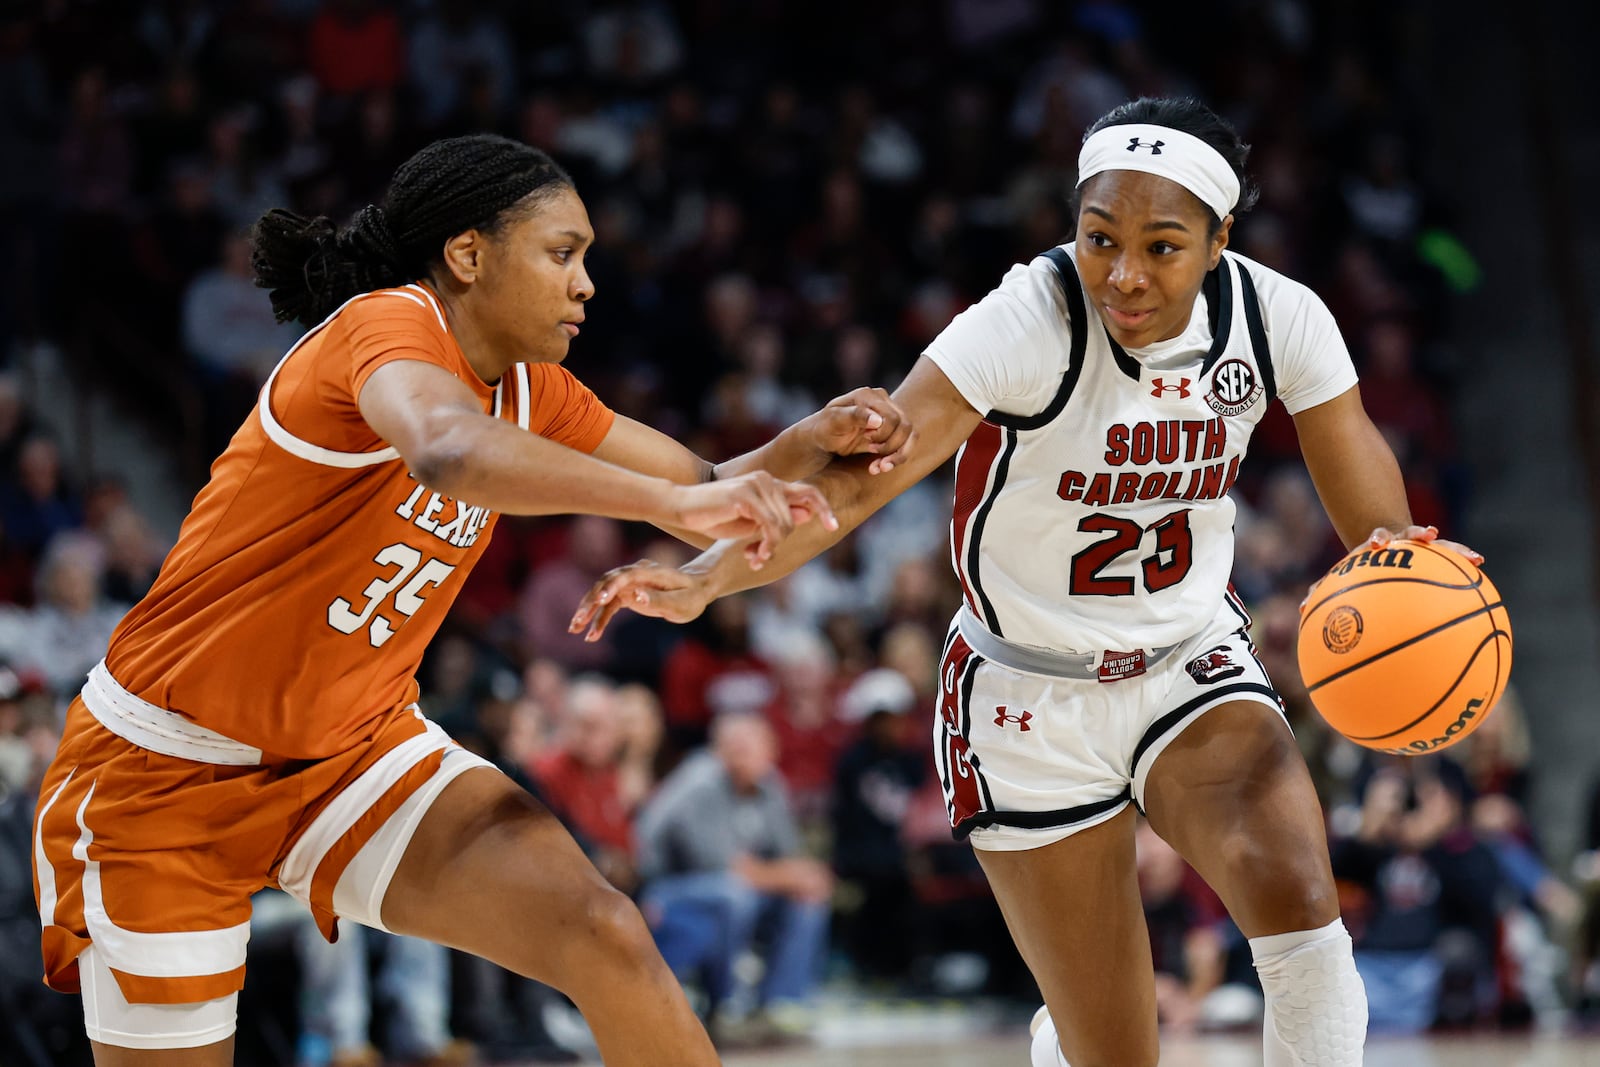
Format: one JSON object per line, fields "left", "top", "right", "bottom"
{"left": 1296, "top": 540, "right": 1512, "bottom": 755}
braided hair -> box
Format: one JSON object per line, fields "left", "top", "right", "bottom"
{"left": 251, "top": 134, "right": 574, "bottom": 327}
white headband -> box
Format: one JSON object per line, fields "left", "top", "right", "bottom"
{"left": 1077, "top": 123, "right": 1240, "bottom": 222}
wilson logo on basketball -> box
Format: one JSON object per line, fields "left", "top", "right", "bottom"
{"left": 1382, "top": 698, "right": 1485, "bottom": 755}
{"left": 1206, "top": 358, "right": 1262, "bottom": 416}
{"left": 1321, "top": 606, "right": 1364, "bottom": 654}
{"left": 1329, "top": 547, "right": 1414, "bottom": 576}
{"left": 1150, "top": 378, "right": 1191, "bottom": 399}
{"left": 994, "top": 706, "right": 1032, "bottom": 731}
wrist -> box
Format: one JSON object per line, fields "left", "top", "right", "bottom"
{"left": 795, "top": 412, "right": 832, "bottom": 459}
{"left": 683, "top": 544, "right": 733, "bottom": 599}
{"left": 644, "top": 478, "right": 688, "bottom": 526}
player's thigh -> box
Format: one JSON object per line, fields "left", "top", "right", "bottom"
{"left": 974, "top": 804, "right": 1158, "bottom": 1067}
{"left": 377, "top": 765, "right": 647, "bottom": 987}
{"left": 1141, "top": 699, "right": 1338, "bottom": 937}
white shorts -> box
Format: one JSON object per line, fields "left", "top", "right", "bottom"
{"left": 933, "top": 599, "right": 1284, "bottom": 852}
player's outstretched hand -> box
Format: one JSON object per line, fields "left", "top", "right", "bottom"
{"left": 808, "top": 387, "right": 916, "bottom": 475}
{"left": 1366, "top": 524, "right": 1483, "bottom": 566}
{"left": 669, "top": 472, "right": 837, "bottom": 568}
{"left": 569, "top": 560, "right": 710, "bottom": 642}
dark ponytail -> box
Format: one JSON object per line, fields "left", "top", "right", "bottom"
{"left": 251, "top": 134, "right": 574, "bottom": 326}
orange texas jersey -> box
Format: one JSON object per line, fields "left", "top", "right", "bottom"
{"left": 105, "top": 283, "right": 614, "bottom": 760}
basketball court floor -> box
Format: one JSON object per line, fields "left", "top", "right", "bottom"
{"left": 719, "top": 1033, "right": 1600, "bottom": 1066}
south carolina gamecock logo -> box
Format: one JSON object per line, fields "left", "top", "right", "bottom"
{"left": 1185, "top": 646, "right": 1245, "bottom": 684}
{"left": 1322, "top": 606, "right": 1364, "bottom": 654}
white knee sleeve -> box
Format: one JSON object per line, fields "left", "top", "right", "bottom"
{"left": 1250, "top": 918, "right": 1367, "bottom": 1066}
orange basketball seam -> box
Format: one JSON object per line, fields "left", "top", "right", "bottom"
{"left": 1342, "top": 628, "right": 1511, "bottom": 740}
{"left": 1297, "top": 574, "right": 1483, "bottom": 632}
{"left": 1304, "top": 600, "right": 1504, "bottom": 692}
{"left": 1454, "top": 541, "right": 1513, "bottom": 716}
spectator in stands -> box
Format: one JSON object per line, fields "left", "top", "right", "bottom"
{"left": 94, "top": 503, "right": 164, "bottom": 606}
{"left": 250, "top": 889, "right": 473, "bottom": 1067}
{"left": 659, "top": 594, "right": 776, "bottom": 759}
{"left": 0, "top": 436, "right": 82, "bottom": 560}
{"left": 1330, "top": 758, "right": 1503, "bottom": 1032}
{"left": 517, "top": 514, "right": 627, "bottom": 671}
{"left": 761, "top": 629, "right": 849, "bottom": 826}
{"left": 0, "top": 374, "right": 38, "bottom": 476}
{"left": 614, "top": 681, "right": 666, "bottom": 807}
{"left": 531, "top": 675, "right": 641, "bottom": 891}
{"left": 1, "top": 701, "right": 84, "bottom": 1067}
{"left": 1134, "top": 818, "right": 1252, "bottom": 1032}
{"left": 830, "top": 667, "right": 925, "bottom": 984}
{"left": 10, "top": 532, "right": 125, "bottom": 698}
{"left": 183, "top": 230, "right": 302, "bottom": 385}
{"left": 635, "top": 712, "right": 832, "bottom": 1041}
{"left": 307, "top": 0, "right": 405, "bottom": 101}
{"left": 406, "top": 0, "right": 516, "bottom": 131}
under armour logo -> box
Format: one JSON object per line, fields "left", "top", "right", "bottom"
{"left": 994, "top": 705, "right": 1032, "bottom": 731}
{"left": 1150, "top": 377, "right": 1191, "bottom": 398}
{"left": 1127, "top": 137, "right": 1165, "bottom": 154}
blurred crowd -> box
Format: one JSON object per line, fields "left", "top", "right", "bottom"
{"left": 0, "top": 1, "right": 1595, "bottom": 1065}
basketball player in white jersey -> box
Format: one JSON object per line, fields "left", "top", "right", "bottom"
{"left": 570, "top": 96, "right": 1480, "bottom": 1066}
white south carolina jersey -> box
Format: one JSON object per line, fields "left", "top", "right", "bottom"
{"left": 926, "top": 245, "right": 1357, "bottom": 654}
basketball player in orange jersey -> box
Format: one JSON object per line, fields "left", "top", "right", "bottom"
{"left": 571, "top": 97, "right": 1482, "bottom": 1066}
{"left": 31, "top": 133, "right": 917, "bottom": 1067}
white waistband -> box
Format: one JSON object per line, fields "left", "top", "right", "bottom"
{"left": 81, "top": 660, "right": 264, "bottom": 766}
{"left": 955, "top": 606, "right": 1178, "bottom": 680}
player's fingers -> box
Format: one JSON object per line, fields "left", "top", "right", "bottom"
{"left": 858, "top": 391, "right": 906, "bottom": 441}
{"left": 1365, "top": 526, "right": 1396, "bottom": 548}
{"left": 568, "top": 562, "right": 670, "bottom": 631}
{"left": 1433, "top": 537, "right": 1485, "bottom": 565}
{"left": 784, "top": 483, "right": 838, "bottom": 531}
{"left": 583, "top": 596, "right": 628, "bottom": 641}
{"left": 735, "top": 499, "right": 781, "bottom": 568}
{"left": 871, "top": 423, "right": 917, "bottom": 475}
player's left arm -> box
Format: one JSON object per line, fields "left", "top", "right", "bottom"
{"left": 1292, "top": 386, "right": 1482, "bottom": 562}
{"left": 590, "top": 387, "right": 915, "bottom": 546}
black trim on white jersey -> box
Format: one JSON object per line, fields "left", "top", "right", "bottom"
{"left": 986, "top": 247, "right": 1088, "bottom": 431}
{"left": 953, "top": 787, "right": 1133, "bottom": 840}
{"left": 965, "top": 428, "right": 1018, "bottom": 635}
{"left": 1102, "top": 258, "right": 1235, "bottom": 381}
{"left": 1128, "top": 680, "right": 1281, "bottom": 781}
{"left": 1235, "top": 263, "right": 1277, "bottom": 406}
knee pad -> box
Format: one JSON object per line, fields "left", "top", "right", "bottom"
{"left": 1250, "top": 918, "right": 1367, "bottom": 1066}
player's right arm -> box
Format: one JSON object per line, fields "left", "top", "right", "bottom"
{"left": 357, "top": 358, "right": 837, "bottom": 565}
{"left": 569, "top": 356, "right": 983, "bottom": 639}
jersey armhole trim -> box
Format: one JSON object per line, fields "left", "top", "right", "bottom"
{"left": 256, "top": 289, "right": 453, "bottom": 469}
{"left": 985, "top": 247, "right": 1087, "bottom": 431}
{"left": 1235, "top": 264, "right": 1278, "bottom": 406}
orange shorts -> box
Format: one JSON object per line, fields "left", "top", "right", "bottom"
{"left": 32, "top": 664, "right": 482, "bottom": 1007}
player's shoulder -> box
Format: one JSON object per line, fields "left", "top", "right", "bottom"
{"left": 329, "top": 283, "right": 452, "bottom": 337}
{"left": 1223, "top": 249, "right": 1327, "bottom": 316}
{"left": 982, "top": 243, "right": 1076, "bottom": 316}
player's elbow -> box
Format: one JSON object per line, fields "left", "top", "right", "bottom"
{"left": 404, "top": 422, "right": 479, "bottom": 497}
